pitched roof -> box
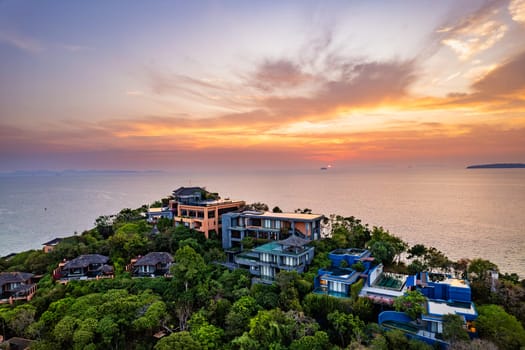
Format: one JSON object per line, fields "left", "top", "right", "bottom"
{"left": 0, "top": 272, "right": 34, "bottom": 286}
{"left": 278, "top": 235, "right": 311, "bottom": 247}
{"left": 42, "top": 238, "right": 63, "bottom": 246}
{"left": 173, "top": 186, "right": 205, "bottom": 196}
{"left": 134, "top": 252, "right": 173, "bottom": 266}
{"left": 63, "top": 254, "right": 109, "bottom": 269}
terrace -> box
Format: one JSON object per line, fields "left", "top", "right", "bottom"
{"left": 373, "top": 273, "right": 406, "bottom": 291}
{"left": 359, "top": 264, "right": 415, "bottom": 303}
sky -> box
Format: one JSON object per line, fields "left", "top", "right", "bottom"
{"left": 1, "top": 0, "right": 524, "bottom": 171}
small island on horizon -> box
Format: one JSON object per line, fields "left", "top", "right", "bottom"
{"left": 466, "top": 163, "right": 525, "bottom": 169}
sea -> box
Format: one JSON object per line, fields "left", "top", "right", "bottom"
{"left": 0, "top": 167, "right": 524, "bottom": 277}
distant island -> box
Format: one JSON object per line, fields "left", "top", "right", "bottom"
{"left": 466, "top": 163, "right": 525, "bottom": 169}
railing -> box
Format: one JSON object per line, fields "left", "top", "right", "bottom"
{"left": 0, "top": 284, "right": 37, "bottom": 304}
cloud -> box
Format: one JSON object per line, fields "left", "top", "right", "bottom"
{"left": 437, "top": 1, "right": 508, "bottom": 60}
{"left": 509, "top": 0, "right": 525, "bottom": 25}
{"left": 471, "top": 49, "right": 525, "bottom": 95}
{"left": 0, "top": 30, "right": 43, "bottom": 53}
{"left": 251, "top": 59, "right": 311, "bottom": 91}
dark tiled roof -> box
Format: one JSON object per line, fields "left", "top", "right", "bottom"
{"left": 101, "top": 264, "right": 114, "bottom": 274}
{"left": 134, "top": 252, "right": 173, "bottom": 266}
{"left": 173, "top": 186, "right": 205, "bottom": 196}
{"left": 64, "top": 254, "right": 109, "bottom": 269}
{"left": 278, "top": 235, "right": 310, "bottom": 247}
{"left": 42, "top": 238, "right": 63, "bottom": 246}
{"left": 0, "top": 272, "right": 34, "bottom": 286}
{"left": 3, "top": 337, "right": 33, "bottom": 350}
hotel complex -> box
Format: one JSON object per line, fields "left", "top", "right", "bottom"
{"left": 5, "top": 184, "right": 481, "bottom": 348}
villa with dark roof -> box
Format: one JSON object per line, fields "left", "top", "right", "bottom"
{"left": 42, "top": 237, "right": 63, "bottom": 253}
{"left": 0, "top": 272, "right": 37, "bottom": 304}
{"left": 128, "top": 252, "right": 173, "bottom": 277}
{"left": 53, "top": 254, "right": 114, "bottom": 282}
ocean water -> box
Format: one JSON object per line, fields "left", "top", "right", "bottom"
{"left": 0, "top": 168, "right": 524, "bottom": 277}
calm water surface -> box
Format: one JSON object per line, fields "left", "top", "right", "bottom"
{"left": 0, "top": 168, "right": 523, "bottom": 276}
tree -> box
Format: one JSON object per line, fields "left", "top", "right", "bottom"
{"left": 248, "top": 309, "right": 294, "bottom": 347}
{"left": 225, "top": 296, "right": 260, "bottom": 338}
{"left": 154, "top": 331, "right": 202, "bottom": 350}
{"left": 187, "top": 310, "right": 224, "bottom": 349}
{"left": 327, "top": 310, "right": 366, "bottom": 347}
{"left": 366, "top": 227, "right": 407, "bottom": 266}
{"left": 476, "top": 304, "right": 525, "bottom": 349}
{"left": 243, "top": 202, "right": 269, "bottom": 211}
{"left": 408, "top": 259, "right": 428, "bottom": 275}
{"left": 384, "top": 329, "right": 409, "bottom": 349}
{"left": 393, "top": 291, "right": 426, "bottom": 320}
{"left": 442, "top": 314, "right": 469, "bottom": 343}
{"left": 468, "top": 258, "right": 498, "bottom": 281}
{"left": 272, "top": 206, "right": 283, "bottom": 213}
{"left": 171, "top": 246, "right": 207, "bottom": 292}
{"left": 407, "top": 244, "right": 427, "bottom": 259}
{"left": 289, "top": 331, "right": 330, "bottom": 350}
{"left": 424, "top": 247, "right": 451, "bottom": 272}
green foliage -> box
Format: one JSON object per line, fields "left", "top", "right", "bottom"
{"left": 350, "top": 278, "right": 364, "bottom": 301}
{"left": 171, "top": 245, "right": 208, "bottom": 292}
{"left": 442, "top": 314, "right": 469, "bottom": 343}
{"left": 330, "top": 215, "right": 372, "bottom": 249}
{"left": 225, "top": 296, "right": 261, "bottom": 338}
{"left": 5, "top": 205, "right": 524, "bottom": 350}
{"left": 393, "top": 290, "right": 426, "bottom": 320}
{"left": 384, "top": 329, "right": 409, "bottom": 349}
{"left": 366, "top": 227, "right": 407, "bottom": 266}
{"left": 0, "top": 304, "right": 36, "bottom": 337}
{"left": 327, "top": 310, "right": 366, "bottom": 347}
{"left": 154, "top": 331, "right": 202, "bottom": 350}
{"left": 189, "top": 311, "right": 224, "bottom": 350}
{"left": 476, "top": 304, "right": 525, "bottom": 349}
{"left": 408, "top": 259, "right": 428, "bottom": 275}
{"left": 468, "top": 258, "right": 498, "bottom": 281}
{"left": 407, "top": 244, "right": 427, "bottom": 259}
{"left": 289, "top": 331, "right": 330, "bottom": 350}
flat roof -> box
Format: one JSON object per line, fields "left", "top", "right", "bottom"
{"left": 426, "top": 300, "right": 477, "bottom": 317}
{"left": 253, "top": 241, "right": 313, "bottom": 256}
{"left": 441, "top": 277, "right": 470, "bottom": 288}
{"left": 244, "top": 211, "right": 323, "bottom": 221}
{"left": 178, "top": 199, "right": 244, "bottom": 207}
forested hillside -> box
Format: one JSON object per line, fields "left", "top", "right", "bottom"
{"left": 1, "top": 206, "right": 524, "bottom": 349}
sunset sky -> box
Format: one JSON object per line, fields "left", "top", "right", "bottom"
{"left": 1, "top": 0, "right": 524, "bottom": 171}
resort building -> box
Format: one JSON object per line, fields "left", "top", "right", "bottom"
{"left": 233, "top": 235, "right": 315, "bottom": 283}
{"left": 170, "top": 186, "right": 245, "bottom": 239}
{"left": 127, "top": 252, "right": 173, "bottom": 277}
{"left": 0, "top": 272, "right": 37, "bottom": 304}
{"left": 221, "top": 210, "right": 327, "bottom": 250}
{"left": 379, "top": 272, "right": 478, "bottom": 348}
{"left": 359, "top": 264, "right": 416, "bottom": 305}
{"left": 314, "top": 248, "right": 373, "bottom": 298}
{"left": 42, "top": 237, "right": 63, "bottom": 253}
{"left": 146, "top": 207, "right": 173, "bottom": 223}
{"left": 53, "top": 254, "right": 114, "bottom": 283}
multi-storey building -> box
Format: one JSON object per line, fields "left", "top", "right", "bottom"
{"left": 169, "top": 187, "right": 245, "bottom": 239}
{"left": 221, "top": 210, "right": 327, "bottom": 250}
{"left": 234, "top": 235, "right": 315, "bottom": 283}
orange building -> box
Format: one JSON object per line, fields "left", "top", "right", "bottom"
{"left": 169, "top": 187, "right": 245, "bottom": 239}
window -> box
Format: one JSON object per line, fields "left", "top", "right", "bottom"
{"left": 330, "top": 281, "right": 346, "bottom": 293}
